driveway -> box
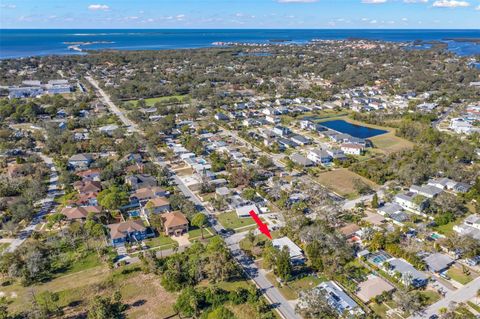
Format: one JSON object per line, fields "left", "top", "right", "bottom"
{"left": 173, "top": 234, "right": 191, "bottom": 247}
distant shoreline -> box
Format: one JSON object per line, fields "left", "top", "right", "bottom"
{"left": 2, "top": 29, "right": 479, "bottom": 59}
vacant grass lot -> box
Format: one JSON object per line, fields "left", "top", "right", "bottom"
{"left": 316, "top": 168, "right": 379, "bottom": 198}
{"left": 264, "top": 273, "right": 323, "bottom": 300}
{"left": 217, "top": 211, "right": 257, "bottom": 230}
{"left": 129, "top": 95, "right": 189, "bottom": 107}
{"left": 188, "top": 227, "right": 214, "bottom": 240}
{"left": 143, "top": 235, "right": 176, "bottom": 248}
{"left": 2, "top": 264, "right": 179, "bottom": 318}
{"left": 370, "top": 131, "right": 414, "bottom": 155}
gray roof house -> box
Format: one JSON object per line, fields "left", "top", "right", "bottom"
{"left": 68, "top": 153, "right": 93, "bottom": 169}
{"left": 386, "top": 258, "right": 428, "bottom": 288}
{"left": 377, "top": 203, "right": 403, "bottom": 216}
{"left": 409, "top": 185, "right": 443, "bottom": 198}
{"left": 291, "top": 134, "right": 311, "bottom": 146}
{"left": 424, "top": 253, "right": 454, "bottom": 273}
{"left": 290, "top": 153, "right": 314, "bottom": 167}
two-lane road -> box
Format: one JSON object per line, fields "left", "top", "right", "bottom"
{"left": 3, "top": 153, "right": 60, "bottom": 254}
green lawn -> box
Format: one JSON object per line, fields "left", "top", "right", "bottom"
{"left": 217, "top": 211, "right": 256, "bottom": 230}
{"left": 434, "top": 220, "right": 460, "bottom": 237}
{"left": 418, "top": 290, "right": 442, "bottom": 305}
{"left": 288, "top": 276, "right": 323, "bottom": 292}
{"left": 447, "top": 267, "right": 475, "bottom": 285}
{"left": 467, "top": 301, "right": 480, "bottom": 313}
{"left": 265, "top": 272, "right": 298, "bottom": 300}
{"left": 144, "top": 235, "right": 175, "bottom": 248}
{"left": 264, "top": 273, "right": 323, "bottom": 301}
{"left": 0, "top": 242, "right": 10, "bottom": 253}
{"left": 188, "top": 227, "right": 214, "bottom": 240}
{"left": 130, "top": 95, "right": 189, "bottom": 107}
{"left": 62, "top": 251, "right": 102, "bottom": 275}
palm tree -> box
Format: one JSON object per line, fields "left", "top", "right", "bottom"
{"left": 191, "top": 213, "right": 207, "bottom": 239}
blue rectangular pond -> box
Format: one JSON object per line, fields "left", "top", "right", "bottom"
{"left": 320, "top": 120, "right": 387, "bottom": 138}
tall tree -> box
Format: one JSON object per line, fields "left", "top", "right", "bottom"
{"left": 191, "top": 213, "right": 208, "bottom": 239}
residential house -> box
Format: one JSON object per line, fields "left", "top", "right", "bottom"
{"left": 126, "top": 174, "right": 157, "bottom": 190}
{"left": 339, "top": 223, "right": 361, "bottom": 239}
{"left": 74, "top": 180, "right": 102, "bottom": 194}
{"left": 215, "top": 187, "right": 230, "bottom": 199}
{"left": 307, "top": 149, "right": 332, "bottom": 165}
{"left": 163, "top": 211, "right": 189, "bottom": 236}
{"left": 314, "top": 281, "right": 364, "bottom": 316}
{"left": 272, "top": 236, "right": 305, "bottom": 265}
{"left": 394, "top": 192, "right": 428, "bottom": 214}
{"left": 76, "top": 168, "right": 101, "bottom": 181}
{"left": 265, "top": 115, "right": 280, "bottom": 124}
{"left": 214, "top": 113, "right": 229, "bottom": 121}
{"left": 98, "top": 124, "right": 119, "bottom": 136}
{"left": 326, "top": 148, "right": 347, "bottom": 161}
{"left": 409, "top": 185, "right": 443, "bottom": 199}
{"left": 272, "top": 126, "right": 291, "bottom": 137}
{"left": 453, "top": 215, "right": 480, "bottom": 240}
{"left": 277, "top": 138, "right": 298, "bottom": 149}
{"left": 427, "top": 178, "right": 458, "bottom": 191}
{"left": 424, "top": 253, "right": 454, "bottom": 273}
{"left": 236, "top": 204, "right": 260, "bottom": 218}
{"left": 130, "top": 187, "right": 167, "bottom": 205}
{"left": 60, "top": 206, "right": 102, "bottom": 221}
{"left": 356, "top": 274, "right": 395, "bottom": 303}
{"left": 385, "top": 258, "right": 428, "bottom": 288}
{"left": 341, "top": 143, "right": 364, "bottom": 155}
{"left": 68, "top": 153, "right": 93, "bottom": 170}
{"left": 290, "top": 153, "right": 314, "bottom": 167}
{"left": 107, "top": 220, "right": 151, "bottom": 247}
{"left": 291, "top": 134, "right": 311, "bottom": 146}
{"left": 142, "top": 197, "right": 170, "bottom": 215}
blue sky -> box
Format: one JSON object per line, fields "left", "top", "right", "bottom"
{"left": 1, "top": 0, "right": 479, "bottom": 29}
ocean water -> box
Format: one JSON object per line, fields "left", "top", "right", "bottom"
{"left": 0, "top": 29, "right": 479, "bottom": 59}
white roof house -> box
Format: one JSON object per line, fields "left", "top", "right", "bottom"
{"left": 272, "top": 236, "right": 305, "bottom": 263}
{"left": 235, "top": 204, "right": 260, "bottom": 218}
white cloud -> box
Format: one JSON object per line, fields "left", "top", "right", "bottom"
{"left": 403, "top": 0, "right": 428, "bottom": 3}
{"left": 0, "top": 4, "right": 16, "bottom": 9}
{"left": 432, "top": 0, "right": 470, "bottom": 7}
{"left": 175, "top": 14, "right": 186, "bottom": 21}
{"left": 362, "top": 0, "right": 387, "bottom": 3}
{"left": 476, "top": 5, "right": 480, "bottom": 10}
{"left": 88, "top": 4, "right": 110, "bottom": 11}
{"left": 277, "top": 0, "right": 318, "bottom": 3}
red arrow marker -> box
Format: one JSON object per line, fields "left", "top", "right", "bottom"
{"left": 249, "top": 209, "right": 272, "bottom": 240}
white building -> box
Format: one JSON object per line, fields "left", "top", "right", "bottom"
{"left": 341, "top": 143, "right": 364, "bottom": 155}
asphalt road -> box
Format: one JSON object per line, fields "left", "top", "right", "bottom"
{"left": 3, "top": 153, "right": 60, "bottom": 254}
{"left": 411, "top": 276, "right": 480, "bottom": 318}
{"left": 86, "top": 76, "right": 300, "bottom": 319}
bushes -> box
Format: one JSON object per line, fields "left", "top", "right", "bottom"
{"left": 174, "top": 285, "right": 274, "bottom": 319}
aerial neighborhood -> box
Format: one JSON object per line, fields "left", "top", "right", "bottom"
{"left": 0, "top": 37, "right": 479, "bottom": 319}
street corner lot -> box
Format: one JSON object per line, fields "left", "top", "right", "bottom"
{"left": 315, "top": 168, "right": 379, "bottom": 198}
